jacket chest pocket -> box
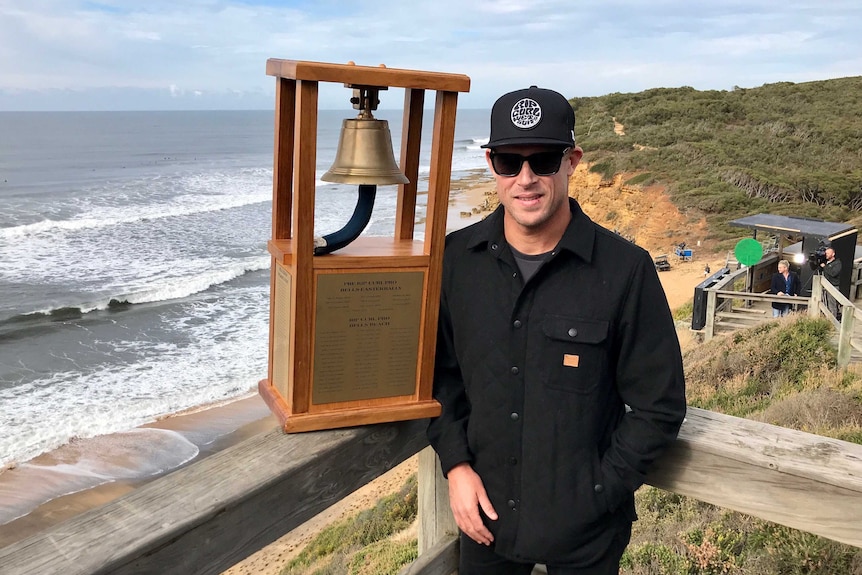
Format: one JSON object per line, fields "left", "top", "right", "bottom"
{"left": 541, "top": 316, "right": 609, "bottom": 394}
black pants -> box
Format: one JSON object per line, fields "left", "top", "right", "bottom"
{"left": 458, "top": 526, "right": 631, "bottom": 575}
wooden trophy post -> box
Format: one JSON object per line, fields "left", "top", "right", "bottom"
{"left": 258, "top": 60, "right": 471, "bottom": 432}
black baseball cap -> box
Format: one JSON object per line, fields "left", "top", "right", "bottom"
{"left": 481, "top": 86, "right": 575, "bottom": 149}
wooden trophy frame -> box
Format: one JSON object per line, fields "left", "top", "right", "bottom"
{"left": 258, "top": 60, "right": 470, "bottom": 432}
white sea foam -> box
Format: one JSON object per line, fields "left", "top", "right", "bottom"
{"left": 0, "top": 186, "right": 271, "bottom": 239}
{"left": 0, "top": 282, "right": 269, "bottom": 467}
{"left": 110, "top": 256, "right": 271, "bottom": 306}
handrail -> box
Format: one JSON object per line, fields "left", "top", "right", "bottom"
{"left": 711, "top": 290, "right": 808, "bottom": 304}
{"left": 2, "top": 407, "right": 862, "bottom": 574}
{"left": 703, "top": 274, "right": 861, "bottom": 366}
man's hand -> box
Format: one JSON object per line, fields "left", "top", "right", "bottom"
{"left": 447, "top": 462, "right": 498, "bottom": 545}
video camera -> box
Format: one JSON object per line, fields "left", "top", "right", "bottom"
{"left": 808, "top": 240, "right": 830, "bottom": 271}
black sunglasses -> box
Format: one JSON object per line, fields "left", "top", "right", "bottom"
{"left": 489, "top": 148, "right": 569, "bottom": 177}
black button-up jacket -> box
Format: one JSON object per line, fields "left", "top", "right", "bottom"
{"left": 427, "top": 199, "right": 686, "bottom": 565}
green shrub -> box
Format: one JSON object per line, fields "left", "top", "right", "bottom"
{"left": 673, "top": 300, "right": 693, "bottom": 322}
{"left": 625, "top": 172, "right": 654, "bottom": 186}
{"left": 281, "top": 476, "right": 418, "bottom": 575}
{"left": 348, "top": 539, "right": 417, "bottom": 575}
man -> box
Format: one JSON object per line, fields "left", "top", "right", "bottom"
{"left": 427, "top": 86, "right": 687, "bottom": 574}
{"left": 820, "top": 246, "right": 842, "bottom": 318}
{"left": 769, "top": 259, "right": 801, "bottom": 317}
{"left": 821, "top": 246, "right": 841, "bottom": 288}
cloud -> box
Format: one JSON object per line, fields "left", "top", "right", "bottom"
{"left": 0, "top": 0, "right": 860, "bottom": 110}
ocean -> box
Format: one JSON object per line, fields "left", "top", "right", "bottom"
{"left": 0, "top": 107, "right": 490, "bottom": 526}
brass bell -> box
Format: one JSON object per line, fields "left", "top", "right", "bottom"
{"left": 321, "top": 86, "right": 409, "bottom": 185}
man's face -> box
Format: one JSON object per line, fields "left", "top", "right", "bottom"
{"left": 826, "top": 248, "right": 835, "bottom": 261}
{"left": 486, "top": 144, "right": 582, "bottom": 233}
{"left": 778, "top": 263, "right": 788, "bottom": 274}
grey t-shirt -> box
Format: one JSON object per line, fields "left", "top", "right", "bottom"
{"left": 510, "top": 246, "right": 553, "bottom": 283}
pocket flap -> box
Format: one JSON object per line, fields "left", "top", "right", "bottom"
{"left": 542, "top": 316, "right": 609, "bottom": 344}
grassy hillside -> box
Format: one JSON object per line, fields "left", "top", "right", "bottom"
{"left": 570, "top": 77, "right": 862, "bottom": 245}
{"left": 623, "top": 316, "right": 862, "bottom": 574}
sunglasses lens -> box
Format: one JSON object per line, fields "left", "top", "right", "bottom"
{"left": 529, "top": 152, "right": 563, "bottom": 176}
{"left": 491, "top": 153, "right": 522, "bottom": 176}
{"left": 491, "top": 151, "right": 564, "bottom": 177}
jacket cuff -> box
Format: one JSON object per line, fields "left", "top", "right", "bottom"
{"left": 599, "top": 460, "right": 636, "bottom": 512}
{"left": 438, "top": 450, "right": 473, "bottom": 478}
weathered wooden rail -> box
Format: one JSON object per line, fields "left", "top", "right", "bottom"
{"left": 0, "top": 420, "right": 429, "bottom": 575}
{"left": 2, "top": 406, "right": 861, "bottom": 574}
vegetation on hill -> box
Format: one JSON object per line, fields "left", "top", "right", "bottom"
{"left": 570, "top": 77, "right": 862, "bottom": 245}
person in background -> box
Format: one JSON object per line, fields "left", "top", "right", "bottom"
{"left": 427, "top": 86, "right": 687, "bottom": 575}
{"left": 821, "top": 247, "right": 842, "bottom": 288}
{"left": 820, "top": 246, "right": 842, "bottom": 318}
{"left": 769, "top": 259, "right": 801, "bottom": 317}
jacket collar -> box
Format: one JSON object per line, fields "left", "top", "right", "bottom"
{"left": 465, "top": 198, "right": 595, "bottom": 263}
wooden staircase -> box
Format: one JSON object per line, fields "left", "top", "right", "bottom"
{"left": 712, "top": 302, "right": 773, "bottom": 335}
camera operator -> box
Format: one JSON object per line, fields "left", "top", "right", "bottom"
{"left": 820, "top": 247, "right": 842, "bottom": 287}
{"left": 820, "top": 247, "right": 842, "bottom": 318}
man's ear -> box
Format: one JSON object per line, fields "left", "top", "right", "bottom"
{"left": 567, "top": 146, "right": 584, "bottom": 174}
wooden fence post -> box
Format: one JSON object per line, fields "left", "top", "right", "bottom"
{"left": 810, "top": 275, "right": 822, "bottom": 318}
{"left": 704, "top": 290, "right": 717, "bottom": 341}
{"left": 418, "top": 446, "right": 457, "bottom": 554}
{"left": 838, "top": 304, "right": 856, "bottom": 367}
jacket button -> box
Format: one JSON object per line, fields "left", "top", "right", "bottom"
{"left": 513, "top": 319, "right": 522, "bottom": 328}
{"left": 507, "top": 499, "right": 516, "bottom": 509}
{"left": 594, "top": 484, "right": 604, "bottom": 493}
{"left": 510, "top": 412, "right": 519, "bottom": 421}
{"left": 568, "top": 328, "right": 578, "bottom": 337}
{"left": 491, "top": 243, "right": 498, "bottom": 250}
{"left": 510, "top": 366, "right": 519, "bottom": 375}
{"left": 512, "top": 272, "right": 518, "bottom": 278}
{"left": 509, "top": 457, "right": 518, "bottom": 465}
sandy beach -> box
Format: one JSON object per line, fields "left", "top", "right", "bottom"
{"left": 0, "top": 162, "right": 721, "bottom": 572}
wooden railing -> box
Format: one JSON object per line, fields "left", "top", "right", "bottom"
{"left": 0, "top": 420, "right": 429, "bottom": 575}
{"left": 817, "top": 276, "right": 861, "bottom": 366}
{"left": 2, "top": 406, "right": 862, "bottom": 574}
{"left": 702, "top": 272, "right": 862, "bottom": 366}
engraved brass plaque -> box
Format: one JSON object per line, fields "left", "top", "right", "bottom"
{"left": 312, "top": 271, "right": 424, "bottom": 404}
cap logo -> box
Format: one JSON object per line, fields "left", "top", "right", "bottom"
{"left": 510, "top": 98, "right": 541, "bottom": 129}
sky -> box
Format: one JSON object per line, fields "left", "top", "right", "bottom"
{"left": 1, "top": 0, "right": 861, "bottom": 111}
